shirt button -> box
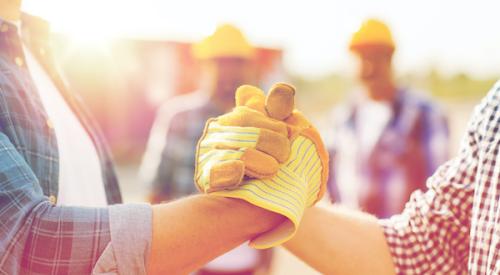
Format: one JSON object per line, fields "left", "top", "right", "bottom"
{"left": 14, "top": 57, "right": 24, "bottom": 67}
{"left": 49, "top": 195, "right": 57, "bottom": 205}
{"left": 46, "top": 119, "right": 54, "bottom": 129}
{"left": 0, "top": 24, "right": 8, "bottom": 33}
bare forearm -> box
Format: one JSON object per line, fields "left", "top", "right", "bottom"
{"left": 285, "top": 205, "right": 395, "bottom": 275}
{"left": 148, "top": 195, "right": 284, "bottom": 275}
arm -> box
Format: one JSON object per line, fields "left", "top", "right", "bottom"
{"left": 0, "top": 131, "right": 283, "bottom": 274}
{"left": 285, "top": 206, "right": 395, "bottom": 275}
{"left": 0, "top": 132, "right": 114, "bottom": 274}
{"left": 149, "top": 195, "right": 284, "bottom": 275}
{"left": 286, "top": 144, "right": 474, "bottom": 274}
{"left": 284, "top": 90, "right": 488, "bottom": 274}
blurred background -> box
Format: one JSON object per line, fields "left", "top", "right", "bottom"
{"left": 22, "top": 0, "right": 499, "bottom": 274}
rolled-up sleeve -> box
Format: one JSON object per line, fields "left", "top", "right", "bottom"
{"left": 92, "top": 203, "right": 152, "bottom": 275}
{"left": 105, "top": 203, "right": 152, "bottom": 275}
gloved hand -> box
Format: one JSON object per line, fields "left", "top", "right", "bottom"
{"left": 195, "top": 83, "right": 329, "bottom": 249}
{"left": 195, "top": 84, "right": 294, "bottom": 191}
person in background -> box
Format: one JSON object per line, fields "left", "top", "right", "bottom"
{"left": 140, "top": 24, "right": 272, "bottom": 275}
{"left": 0, "top": 1, "right": 287, "bottom": 274}
{"left": 325, "top": 19, "right": 449, "bottom": 218}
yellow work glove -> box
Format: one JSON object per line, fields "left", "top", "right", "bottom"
{"left": 195, "top": 83, "right": 329, "bottom": 249}
{"left": 195, "top": 84, "right": 292, "bottom": 192}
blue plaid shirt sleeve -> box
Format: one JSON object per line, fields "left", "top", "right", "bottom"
{"left": 0, "top": 16, "right": 152, "bottom": 274}
{"left": 0, "top": 132, "right": 152, "bottom": 275}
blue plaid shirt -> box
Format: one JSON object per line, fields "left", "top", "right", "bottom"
{"left": 0, "top": 14, "right": 151, "bottom": 274}
{"left": 143, "top": 94, "right": 223, "bottom": 201}
{"left": 327, "top": 89, "right": 450, "bottom": 218}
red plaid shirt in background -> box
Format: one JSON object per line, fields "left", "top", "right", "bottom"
{"left": 380, "top": 81, "right": 500, "bottom": 274}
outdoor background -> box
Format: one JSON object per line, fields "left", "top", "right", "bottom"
{"left": 22, "top": 0, "right": 499, "bottom": 274}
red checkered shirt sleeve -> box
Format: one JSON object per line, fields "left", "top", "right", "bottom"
{"left": 379, "top": 93, "right": 486, "bottom": 274}
{"left": 379, "top": 81, "right": 500, "bottom": 274}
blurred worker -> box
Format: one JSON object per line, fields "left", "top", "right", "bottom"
{"left": 140, "top": 24, "right": 271, "bottom": 275}
{"left": 326, "top": 19, "right": 449, "bottom": 217}
{"left": 0, "top": 2, "right": 288, "bottom": 274}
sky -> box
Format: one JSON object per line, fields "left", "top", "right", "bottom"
{"left": 23, "top": 0, "right": 500, "bottom": 78}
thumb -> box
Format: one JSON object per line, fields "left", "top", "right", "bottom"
{"left": 265, "top": 83, "right": 295, "bottom": 121}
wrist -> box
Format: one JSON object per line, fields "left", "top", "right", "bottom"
{"left": 208, "top": 196, "right": 285, "bottom": 237}
{"left": 149, "top": 195, "right": 284, "bottom": 274}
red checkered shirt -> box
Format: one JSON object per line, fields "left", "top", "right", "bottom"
{"left": 379, "top": 81, "right": 500, "bottom": 274}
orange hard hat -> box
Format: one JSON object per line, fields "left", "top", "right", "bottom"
{"left": 349, "top": 19, "right": 395, "bottom": 53}
{"left": 192, "top": 24, "right": 254, "bottom": 60}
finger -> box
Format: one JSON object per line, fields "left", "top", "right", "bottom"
{"left": 217, "top": 107, "right": 288, "bottom": 137}
{"left": 241, "top": 148, "right": 280, "bottom": 179}
{"left": 284, "top": 110, "right": 312, "bottom": 139}
{"left": 265, "top": 83, "right": 295, "bottom": 120}
{"left": 235, "top": 85, "right": 266, "bottom": 113}
{"left": 207, "top": 160, "right": 246, "bottom": 192}
{"left": 200, "top": 122, "right": 260, "bottom": 150}
{"left": 255, "top": 128, "right": 291, "bottom": 163}
{"left": 196, "top": 148, "right": 280, "bottom": 192}
{"left": 203, "top": 121, "right": 289, "bottom": 163}
{"left": 196, "top": 149, "right": 246, "bottom": 192}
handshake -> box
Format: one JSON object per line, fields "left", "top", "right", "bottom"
{"left": 194, "top": 83, "right": 329, "bottom": 249}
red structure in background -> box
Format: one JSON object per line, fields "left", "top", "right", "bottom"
{"left": 51, "top": 36, "right": 284, "bottom": 162}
